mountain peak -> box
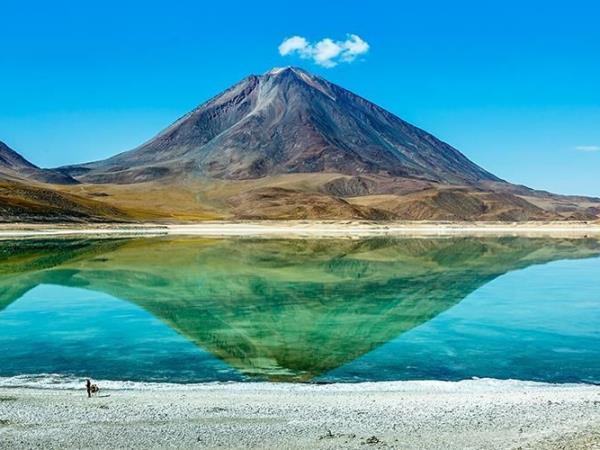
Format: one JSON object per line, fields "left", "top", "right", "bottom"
{"left": 260, "top": 66, "right": 335, "bottom": 102}
{"left": 265, "top": 66, "right": 292, "bottom": 75}
{"left": 264, "top": 66, "right": 309, "bottom": 76}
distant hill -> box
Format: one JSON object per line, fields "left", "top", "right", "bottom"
{"left": 2, "top": 68, "right": 599, "bottom": 222}
{"left": 0, "top": 141, "right": 77, "bottom": 185}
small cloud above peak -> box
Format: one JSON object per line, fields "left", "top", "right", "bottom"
{"left": 278, "top": 37, "right": 310, "bottom": 58}
{"left": 278, "top": 34, "right": 369, "bottom": 68}
{"left": 575, "top": 145, "right": 600, "bottom": 152}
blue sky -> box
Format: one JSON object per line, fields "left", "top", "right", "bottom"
{"left": 1, "top": 0, "right": 599, "bottom": 196}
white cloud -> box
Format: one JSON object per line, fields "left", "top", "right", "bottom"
{"left": 340, "top": 34, "right": 370, "bottom": 62}
{"left": 575, "top": 145, "right": 600, "bottom": 152}
{"left": 313, "top": 39, "right": 343, "bottom": 68}
{"left": 278, "top": 34, "right": 370, "bottom": 68}
{"left": 278, "top": 36, "right": 310, "bottom": 57}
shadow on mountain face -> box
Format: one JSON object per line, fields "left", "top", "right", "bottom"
{"left": 1, "top": 236, "right": 599, "bottom": 381}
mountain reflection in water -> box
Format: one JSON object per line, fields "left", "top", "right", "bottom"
{"left": 1, "top": 236, "right": 599, "bottom": 382}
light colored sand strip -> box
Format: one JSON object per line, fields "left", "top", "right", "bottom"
{"left": 0, "top": 380, "right": 598, "bottom": 449}
{"left": 1, "top": 221, "right": 600, "bottom": 238}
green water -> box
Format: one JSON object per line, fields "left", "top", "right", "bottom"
{"left": 0, "top": 236, "right": 599, "bottom": 384}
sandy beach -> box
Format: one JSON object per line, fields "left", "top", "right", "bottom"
{"left": 0, "top": 379, "right": 599, "bottom": 449}
{"left": 1, "top": 220, "right": 600, "bottom": 238}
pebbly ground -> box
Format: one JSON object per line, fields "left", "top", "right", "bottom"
{"left": 0, "top": 380, "right": 599, "bottom": 449}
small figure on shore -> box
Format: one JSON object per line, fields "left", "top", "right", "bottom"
{"left": 86, "top": 379, "right": 100, "bottom": 397}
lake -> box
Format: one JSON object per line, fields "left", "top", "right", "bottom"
{"left": 0, "top": 236, "right": 599, "bottom": 385}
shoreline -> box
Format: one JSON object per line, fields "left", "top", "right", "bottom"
{"left": 2, "top": 220, "right": 600, "bottom": 238}
{"left": 1, "top": 373, "right": 597, "bottom": 391}
{"left": 1, "top": 379, "right": 598, "bottom": 449}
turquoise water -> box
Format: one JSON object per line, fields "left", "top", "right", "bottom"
{"left": 0, "top": 236, "right": 598, "bottom": 384}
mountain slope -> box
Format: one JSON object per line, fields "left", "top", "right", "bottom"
{"left": 0, "top": 178, "right": 131, "bottom": 223}
{"left": 62, "top": 67, "right": 500, "bottom": 185}
{"left": 0, "top": 141, "right": 78, "bottom": 185}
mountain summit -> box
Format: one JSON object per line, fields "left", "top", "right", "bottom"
{"left": 63, "top": 67, "right": 500, "bottom": 185}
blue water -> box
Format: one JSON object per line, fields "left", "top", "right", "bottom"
{"left": 0, "top": 237, "right": 598, "bottom": 384}
{"left": 0, "top": 286, "right": 242, "bottom": 382}
{"left": 324, "top": 258, "right": 600, "bottom": 383}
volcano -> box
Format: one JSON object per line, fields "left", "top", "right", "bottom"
{"left": 62, "top": 67, "right": 500, "bottom": 185}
